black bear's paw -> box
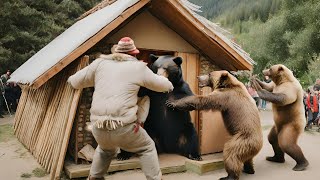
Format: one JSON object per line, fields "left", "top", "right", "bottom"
{"left": 188, "top": 154, "right": 203, "bottom": 161}
{"left": 117, "top": 151, "right": 133, "bottom": 161}
{"left": 266, "top": 156, "right": 285, "bottom": 163}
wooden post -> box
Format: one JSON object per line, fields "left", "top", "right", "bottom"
{"left": 51, "top": 56, "right": 89, "bottom": 180}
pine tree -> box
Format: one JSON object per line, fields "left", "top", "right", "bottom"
{"left": 0, "top": 0, "right": 100, "bottom": 74}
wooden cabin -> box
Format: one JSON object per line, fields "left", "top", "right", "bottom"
{"left": 9, "top": 0, "right": 254, "bottom": 179}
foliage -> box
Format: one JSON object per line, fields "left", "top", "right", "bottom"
{"left": 0, "top": 124, "right": 14, "bottom": 142}
{"left": 0, "top": 0, "right": 100, "bottom": 74}
{"left": 235, "top": 0, "right": 320, "bottom": 87}
{"left": 32, "top": 167, "right": 47, "bottom": 177}
{"left": 191, "top": 0, "right": 320, "bottom": 87}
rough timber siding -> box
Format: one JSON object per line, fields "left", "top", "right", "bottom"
{"left": 200, "top": 56, "right": 221, "bottom": 75}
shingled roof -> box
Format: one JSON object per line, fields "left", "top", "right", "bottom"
{"left": 9, "top": 0, "right": 254, "bottom": 89}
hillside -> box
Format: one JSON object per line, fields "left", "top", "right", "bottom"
{"left": 190, "top": 0, "right": 320, "bottom": 87}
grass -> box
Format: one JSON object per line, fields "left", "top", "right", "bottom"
{"left": 0, "top": 124, "right": 14, "bottom": 142}
{"left": 20, "top": 173, "right": 32, "bottom": 178}
{"left": 32, "top": 167, "right": 48, "bottom": 177}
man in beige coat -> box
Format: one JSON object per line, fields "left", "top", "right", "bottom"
{"left": 68, "top": 37, "right": 173, "bottom": 180}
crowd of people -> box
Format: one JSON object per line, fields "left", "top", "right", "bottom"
{"left": 246, "top": 76, "right": 320, "bottom": 132}
{"left": 0, "top": 70, "right": 21, "bottom": 118}
{"left": 304, "top": 79, "right": 320, "bottom": 131}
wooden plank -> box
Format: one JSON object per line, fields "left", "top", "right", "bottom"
{"left": 186, "top": 53, "right": 200, "bottom": 131}
{"left": 31, "top": 0, "right": 151, "bottom": 89}
{"left": 175, "top": 52, "right": 188, "bottom": 81}
{"left": 65, "top": 154, "right": 187, "bottom": 179}
{"left": 52, "top": 56, "right": 90, "bottom": 180}
{"left": 186, "top": 53, "right": 199, "bottom": 95}
{"left": 185, "top": 153, "right": 224, "bottom": 175}
{"left": 199, "top": 87, "right": 231, "bottom": 155}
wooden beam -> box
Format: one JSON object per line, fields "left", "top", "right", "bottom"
{"left": 31, "top": 0, "right": 151, "bottom": 89}
{"left": 150, "top": 0, "right": 252, "bottom": 71}
{"left": 51, "top": 56, "right": 89, "bottom": 180}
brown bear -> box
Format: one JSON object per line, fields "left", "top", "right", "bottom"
{"left": 166, "top": 70, "right": 263, "bottom": 180}
{"left": 251, "top": 64, "right": 309, "bottom": 171}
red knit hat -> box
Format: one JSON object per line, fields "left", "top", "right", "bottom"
{"left": 114, "top": 37, "right": 140, "bottom": 55}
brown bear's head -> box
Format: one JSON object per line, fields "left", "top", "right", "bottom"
{"left": 262, "top": 64, "right": 295, "bottom": 85}
{"left": 198, "top": 70, "right": 242, "bottom": 90}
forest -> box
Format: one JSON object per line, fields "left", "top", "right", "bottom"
{"left": 1, "top": 0, "right": 319, "bottom": 87}
{"left": 0, "top": 0, "right": 101, "bottom": 73}
{"left": 191, "top": 0, "right": 320, "bottom": 87}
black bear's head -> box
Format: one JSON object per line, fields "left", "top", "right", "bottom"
{"left": 149, "top": 54, "right": 183, "bottom": 85}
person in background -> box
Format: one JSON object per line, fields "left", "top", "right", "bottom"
{"left": 247, "top": 83, "right": 260, "bottom": 108}
{"left": 260, "top": 75, "right": 271, "bottom": 110}
{"left": 0, "top": 70, "right": 11, "bottom": 118}
{"left": 313, "top": 79, "right": 320, "bottom": 91}
{"left": 306, "top": 87, "right": 319, "bottom": 130}
{"left": 68, "top": 37, "right": 173, "bottom": 180}
{"left": 303, "top": 90, "right": 308, "bottom": 122}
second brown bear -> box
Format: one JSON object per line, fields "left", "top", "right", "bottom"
{"left": 166, "top": 71, "right": 263, "bottom": 180}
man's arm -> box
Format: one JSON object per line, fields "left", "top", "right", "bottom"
{"left": 68, "top": 59, "right": 102, "bottom": 89}
{"left": 142, "top": 66, "right": 173, "bottom": 93}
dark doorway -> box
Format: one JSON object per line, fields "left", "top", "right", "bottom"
{"left": 136, "top": 48, "right": 175, "bottom": 65}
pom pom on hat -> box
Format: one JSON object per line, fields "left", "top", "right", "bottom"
{"left": 114, "top": 37, "right": 140, "bottom": 55}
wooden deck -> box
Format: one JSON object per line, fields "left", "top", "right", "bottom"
{"left": 64, "top": 153, "right": 223, "bottom": 179}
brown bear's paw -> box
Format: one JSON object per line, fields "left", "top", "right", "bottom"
{"left": 266, "top": 156, "right": 285, "bottom": 163}
{"left": 219, "top": 175, "right": 239, "bottom": 180}
{"left": 292, "top": 161, "right": 309, "bottom": 171}
{"left": 243, "top": 165, "right": 255, "bottom": 174}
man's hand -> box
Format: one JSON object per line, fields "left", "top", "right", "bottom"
{"left": 133, "top": 122, "right": 143, "bottom": 133}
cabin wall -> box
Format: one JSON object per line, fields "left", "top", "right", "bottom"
{"left": 106, "top": 11, "right": 198, "bottom": 53}
{"left": 198, "top": 56, "right": 230, "bottom": 154}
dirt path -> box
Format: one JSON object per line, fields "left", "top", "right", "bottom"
{"left": 0, "top": 116, "right": 49, "bottom": 180}
{"left": 1, "top": 107, "right": 320, "bottom": 180}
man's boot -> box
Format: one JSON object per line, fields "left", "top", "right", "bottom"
{"left": 88, "top": 175, "right": 105, "bottom": 180}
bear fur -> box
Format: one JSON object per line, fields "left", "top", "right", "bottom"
{"left": 251, "top": 64, "right": 309, "bottom": 171}
{"left": 167, "top": 71, "right": 263, "bottom": 180}
{"left": 117, "top": 54, "right": 201, "bottom": 161}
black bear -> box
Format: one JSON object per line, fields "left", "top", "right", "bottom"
{"left": 117, "top": 54, "right": 202, "bottom": 161}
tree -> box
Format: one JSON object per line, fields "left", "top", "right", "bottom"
{"left": 0, "top": 0, "right": 100, "bottom": 74}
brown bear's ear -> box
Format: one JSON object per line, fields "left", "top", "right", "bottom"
{"left": 173, "top": 57, "right": 183, "bottom": 66}
{"left": 149, "top": 54, "right": 158, "bottom": 63}
{"left": 278, "top": 66, "right": 284, "bottom": 71}
{"left": 221, "top": 71, "right": 229, "bottom": 77}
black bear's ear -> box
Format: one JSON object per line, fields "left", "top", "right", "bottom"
{"left": 173, "top": 57, "right": 183, "bottom": 66}
{"left": 149, "top": 54, "right": 158, "bottom": 63}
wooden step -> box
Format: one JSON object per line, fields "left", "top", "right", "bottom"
{"left": 64, "top": 153, "right": 223, "bottom": 179}
{"left": 185, "top": 153, "right": 224, "bottom": 175}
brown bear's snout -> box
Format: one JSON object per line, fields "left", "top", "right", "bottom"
{"left": 197, "top": 75, "right": 210, "bottom": 88}
{"left": 263, "top": 69, "right": 271, "bottom": 76}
